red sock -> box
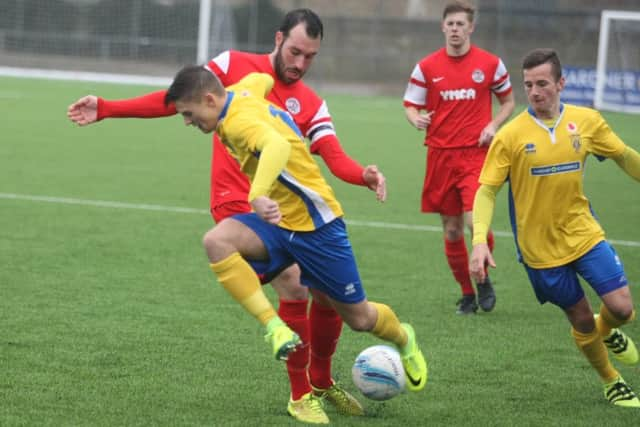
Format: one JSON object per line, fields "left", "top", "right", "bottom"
{"left": 485, "top": 231, "right": 495, "bottom": 278}
{"left": 444, "top": 238, "right": 474, "bottom": 295}
{"left": 308, "top": 300, "right": 342, "bottom": 390}
{"left": 278, "top": 299, "right": 311, "bottom": 400}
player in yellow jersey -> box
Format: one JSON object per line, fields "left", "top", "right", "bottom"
{"left": 470, "top": 48, "right": 640, "bottom": 408}
{"left": 164, "top": 66, "right": 428, "bottom": 406}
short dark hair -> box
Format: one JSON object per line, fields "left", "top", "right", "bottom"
{"left": 279, "top": 8, "right": 323, "bottom": 40}
{"left": 443, "top": 1, "right": 475, "bottom": 22}
{"left": 164, "top": 65, "right": 224, "bottom": 106}
{"left": 522, "top": 48, "right": 563, "bottom": 82}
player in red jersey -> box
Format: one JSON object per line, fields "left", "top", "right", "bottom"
{"left": 67, "top": 9, "right": 385, "bottom": 424}
{"left": 403, "top": 1, "right": 515, "bottom": 315}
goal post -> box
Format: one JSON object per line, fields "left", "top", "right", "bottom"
{"left": 594, "top": 10, "right": 640, "bottom": 113}
{"left": 197, "top": 0, "right": 213, "bottom": 65}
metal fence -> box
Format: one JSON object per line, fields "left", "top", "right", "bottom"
{"left": 1, "top": 0, "right": 639, "bottom": 102}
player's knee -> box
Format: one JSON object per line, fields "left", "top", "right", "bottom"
{"left": 574, "top": 312, "right": 597, "bottom": 333}
{"left": 274, "top": 284, "right": 307, "bottom": 300}
{"left": 202, "top": 228, "right": 217, "bottom": 250}
{"left": 344, "top": 315, "right": 375, "bottom": 332}
{"left": 202, "top": 227, "right": 230, "bottom": 261}
{"left": 275, "top": 264, "right": 300, "bottom": 285}
{"left": 612, "top": 306, "right": 635, "bottom": 323}
{"left": 272, "top": 265, "right": 307, "bottom": 300}
{"left": 445, "top": 229, "right": 464, "bottom": 242}
{"left": 441, "top": 216, "right": 465, "bottom": 241}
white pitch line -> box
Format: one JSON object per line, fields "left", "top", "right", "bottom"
{"left": 1, "top": 192, "right": 639, "bottom": 248}
{"left": 0, "top": 193, "right": 208, "bottom": 215}
{"left": 344, "top": 219, "right": 512, "bottom": 237}
{"left": 0, "top": 66, "right": 171, "bottom": 87}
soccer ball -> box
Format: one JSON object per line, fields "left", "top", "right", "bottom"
{"left": 352, "top": 345, "right": 406, "bottom": 401}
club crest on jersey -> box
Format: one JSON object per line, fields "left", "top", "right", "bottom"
{"left": 285, "top": 97, "right": 301, "bottom": 115}
{"left": 524, "top": 142, "right": 536, "bottom": 154}
{"left": 567, "top": 122, "right": 581, "bottom": 152}
{"left": 472, "top": 69, "right": 485, "bottom": 83}
{"left": 571, "top": 135, "right": 582, "bottom": 152}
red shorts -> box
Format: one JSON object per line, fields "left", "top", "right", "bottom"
{"left": 210, "top": 200, "right": 251, "bottom": 223}
{"left": 421, "top": 146, "right": 487, "bottom": 216}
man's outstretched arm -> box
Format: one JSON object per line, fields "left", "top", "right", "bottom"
{"left": 67, "top": 90, "right": 176, "bottom": 126}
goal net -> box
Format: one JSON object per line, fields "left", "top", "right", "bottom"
{"left": 594, "top": 10, "right": 640, "bottom": 113}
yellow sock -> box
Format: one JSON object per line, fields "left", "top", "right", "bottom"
{"left": 572, "top": 327, "right": 618, "bottom": 383}
{"left": 370, "top": 302, "right": 407, "bottom": 348}
{"left": 210, "top": 252, "right": 277, "bottom": 326}
{"left": 595, "top": 305, "right": 635, "bottom": 337}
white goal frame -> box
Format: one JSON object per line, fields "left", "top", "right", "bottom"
{"left": 594, "top": 10, "right": 640, "bottom": 113}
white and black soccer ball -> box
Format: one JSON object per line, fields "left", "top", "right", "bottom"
{"left": 352, "top": 345, "right": 406, "bottom": 401}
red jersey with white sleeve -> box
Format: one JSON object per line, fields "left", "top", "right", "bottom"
{"left": 205, "top": 50, "right": 363, "bottom": 210}
{"left": 403, "top": 45, "right": 512, "bottom": 149}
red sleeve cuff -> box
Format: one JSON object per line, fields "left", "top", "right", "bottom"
{"left": 312, "top": 136, "right": 366, "bottom": 186}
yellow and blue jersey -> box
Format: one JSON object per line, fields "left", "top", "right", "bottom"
{"left": 480, "top": 104, "right": 626, "bottom": 268}
{"left": 216, "top": 73, "right": 343, "bottom": 231}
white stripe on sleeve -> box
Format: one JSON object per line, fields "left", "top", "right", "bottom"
{"left": 310, "top": 100, "right": 331, "bottom": 123}
{"left": 211, "top": 51, "right": 231, "bottom": 75}
{"left": 403, "top": 64, "right": 427, "bottom": 105}
{"left": 491, "top": 59, "right": 512, "bottom": 93}
{"left": 306, "top": 101, "right": 336, "bottom": 143}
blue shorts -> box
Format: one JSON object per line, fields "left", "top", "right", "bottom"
{"left": 233, "top": 213, "right": 366, "bottom": 303}
{"left": 524, "top": 240, "right": 628, "bottom": 309}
